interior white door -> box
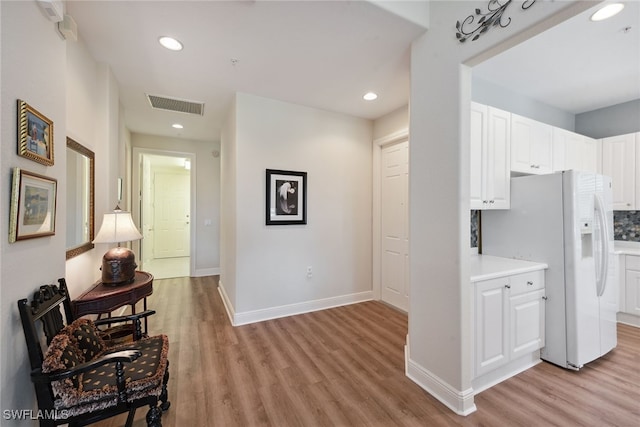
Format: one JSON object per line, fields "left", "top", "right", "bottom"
{"left": 381, "top": 141, "right": 409, "bottom": 311}
{"left": 153, "top": 172, "right": 190, "bottom": 259}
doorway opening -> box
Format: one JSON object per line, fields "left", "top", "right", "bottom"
{"left": 133, "top": 149, "right": 195, "bottom": 279}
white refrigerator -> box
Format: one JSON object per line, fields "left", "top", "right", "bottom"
{"left": 482, "top": 170, "right": 617, "bottom": 369}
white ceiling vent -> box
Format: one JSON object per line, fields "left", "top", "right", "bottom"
{"left": 146, "top": 94, "right": 205, "bottom": 116}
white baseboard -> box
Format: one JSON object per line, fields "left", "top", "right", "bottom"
{"left": 406, "top": 356, "right": 476, "bottom": 416}
{"left": 219, "top": 287, "right": 373, "bottom": 326}
{"left": 193, "top": 267, "right": 220, "bottom": 277}
{"left": 617, "top": 313, "right": 640, "bottom": 328}
{"left": 218, "top": 280, "right": 236, "bottom": 326}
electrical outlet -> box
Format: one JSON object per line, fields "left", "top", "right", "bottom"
{"left": 306, "top": 266, "right": 313, "bottom": 278}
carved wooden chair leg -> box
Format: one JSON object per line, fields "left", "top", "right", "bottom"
{"left": 145, "top": 403, "right": 162, "bottom": 427}
{"left": 124, "top": 408, "right": 137, "bottom": 427}
{"left": 160, "top": 360, "right": 171, "bottom": 411}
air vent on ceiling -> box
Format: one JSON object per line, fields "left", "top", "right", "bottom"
{"left": 146, "top": 94, "right": 205, "bottom": 116}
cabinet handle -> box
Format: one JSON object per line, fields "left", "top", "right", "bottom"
{"left": 489, "top": 200, "right": 495, "bottom": 204}
{"left": 542, "top": 296, "right": 548, "bottom": 300}
{"left": 483, "top": 200, "right": 488, "bottom": 204}
{"left": 505, "top": 284, "right": 511, "bottom": 289}
{"left": 527, "top": 281, "right": 533, "bottom": 286}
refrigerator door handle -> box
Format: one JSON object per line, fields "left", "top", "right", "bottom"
{"left": 594, "top": 194, "right": 609, "bottom": 297}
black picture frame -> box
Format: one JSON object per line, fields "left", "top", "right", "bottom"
{"left": 266, "top": 169, "right": 307, "bottom": 225}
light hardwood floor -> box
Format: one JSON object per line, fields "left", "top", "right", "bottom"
{"left": 96, "top": 276, "right": 640, "bottom": 426}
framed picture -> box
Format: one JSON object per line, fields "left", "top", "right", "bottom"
{"left": 18, "top": 99, "right": 54, "bottom": 166}
{"left": 266, "top": 169, "right": 307, "bottom": 225}
{"left": 9, "top": 168, "right": 57, "bottom": 242}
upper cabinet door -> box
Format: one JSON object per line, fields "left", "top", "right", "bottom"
{"left": 553, "top": 128, "right": 599, "bottom": 173}
{"left": 511, "top": 114, "right": 553, "bottom": 175}
{"left": 470, "top": 102, "right": 487, "bottom": 210}
{"left": 486, "top": 107, "right": 511, "bottom": 209}
{"left": 469, "top": 103, "right": 510, "bottom": 210}
{"left": 601, "top": 132, "right": 637, "bottom": 210}
{"left": 583, "top": 137, "right": 599, "bottom": 173}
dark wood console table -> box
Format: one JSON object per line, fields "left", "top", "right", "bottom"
{"left": 73, "top": 271, "right": 154, "bottom": 333}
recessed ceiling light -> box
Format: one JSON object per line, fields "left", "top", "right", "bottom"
{"left": 172, "top": 123, "right": 183, "bottom": 129}
{"left": 590, "top": 3, "right": 624, "bottom": 21}
{"left": 159, "top": 36, "right": 183, "bottom": 51}
{"left": 363, "top": 92, "right": 378, "bottom": 101}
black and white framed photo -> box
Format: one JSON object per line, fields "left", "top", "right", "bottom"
{"left": 266, "top": 169, "right": 307, "bottom": 225}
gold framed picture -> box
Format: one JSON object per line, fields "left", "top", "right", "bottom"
{"left": 9, "top": 168, "right": 57, "bottom": 242}
{"left": 18, "top": 99, "right": 54, "bottom": 166}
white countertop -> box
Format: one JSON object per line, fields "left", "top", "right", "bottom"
{"left": 471, "top": 254, "right": 548, "bottom": 282}
{"left": 614, "top": 241, "right": 640, "bottom": 256}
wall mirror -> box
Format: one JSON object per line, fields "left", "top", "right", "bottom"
{"left": 66, "top": 137, "right": 95, "bottom": 259}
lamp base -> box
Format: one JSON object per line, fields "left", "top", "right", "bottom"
{"left": 101, "top": 247, "right": 137, "bottom": 286}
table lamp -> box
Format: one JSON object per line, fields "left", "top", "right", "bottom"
{"left": 93, "top": 205, "right": 143, "bottom": 285}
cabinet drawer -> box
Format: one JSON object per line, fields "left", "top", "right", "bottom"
{"left": 626, "top": 255, "right": 640, "bottom": 271}
{"left": 510, "top": 270, "right": 544, "bottom": 296}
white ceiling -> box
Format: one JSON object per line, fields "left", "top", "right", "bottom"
{"left": 66, "top": 1, "right": 639, "bottom": 143}
{"left": 66, "top": 0, "right": 426, "bottom": 142}
{"left": 473, "top": 0, "right": 640, "bottom": 114}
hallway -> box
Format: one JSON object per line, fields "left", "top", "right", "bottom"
{"left": 142, "top": 257, "right": 190, "bottom": 280}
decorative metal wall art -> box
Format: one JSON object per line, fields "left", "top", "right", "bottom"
{"left": 456, "top": 0, "right": 537, "bottom": 43}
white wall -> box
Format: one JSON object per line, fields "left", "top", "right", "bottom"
{"left": 472, "top": 75, "right": 576, "bottom": 131}
{"left": 131, "top": 133, "right": 221, "bottom": 275}
{"left": 65, "top": 31, "right": 122, "bottom": 297}
{"left": 220, "top": 96, "right": 238, "bottom": 307}
{"left": 408, "top": 0, "right": 596, "bottom": 415}
{"left": 0, "top": 0, "right": 67, "bottom": 418}
{"left": 220, "top": 93, "right": 373, "bottom": 324}
{"left": 575, "top": 99, "right": 640, "bottom": 139}
{"left": 1, "top": 2, "right": 124, "bottom": 417}
{"left": 373, "top": 104, "right": 409, "bottom": 140}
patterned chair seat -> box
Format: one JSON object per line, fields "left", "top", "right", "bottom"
{"left": 43, "top": 318, "right": 169, "bottom": 419}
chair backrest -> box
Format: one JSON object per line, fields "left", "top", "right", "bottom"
{"left": 18, "top": 278, "right": 74, "bottom": 371}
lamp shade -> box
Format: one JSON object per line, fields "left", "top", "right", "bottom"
{"left": 93, "top": 208, "right": 142, "bottom": 244}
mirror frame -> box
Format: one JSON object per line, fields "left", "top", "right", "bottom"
{"left": 66, "top": 137, "right": 95, "bottom": 260}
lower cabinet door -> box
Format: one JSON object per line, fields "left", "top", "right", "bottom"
{"left": 475, "top": 278, "right": 509, "bottom": 377}
{"left": 625, "top": 269, "right": 640, "bottom": 316}
{"left": 510, "top": 289, "right": 545, "bottom": 360}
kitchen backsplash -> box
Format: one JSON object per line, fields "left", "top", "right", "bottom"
{"left": 614, "top": 211, "right": 640, "bottom": 242}
{"left": 471, "top": 210, "right": 479, "bottom": 248}
{"left": 472, "top": 210, "right": 639, "bottom": 246}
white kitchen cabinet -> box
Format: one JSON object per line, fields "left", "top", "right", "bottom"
{"left": 601, "top": 132, "right": 638, "bottom": 210}
{"left": 584, "top": 137, "right": 600, "bottom": 174}
{"left": 624, "top": 255, "right": 640, "bottom": 317}
{"left": 553, "top": 127, "right": 599, "bottom": 173}
{"left": 473, "top": 270, "right": 545, "bottom": 378}
{"left": 474, "top": 276, "right": 510, "bottom": 376}
{"left": 511, "top": 113, "right": 553, "bottom": 175}
{"left": 509, "top": 289, "right": 545, "bottom": 360}
{"left": 470, "top": 103, "right": 511, "bottom": 210}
